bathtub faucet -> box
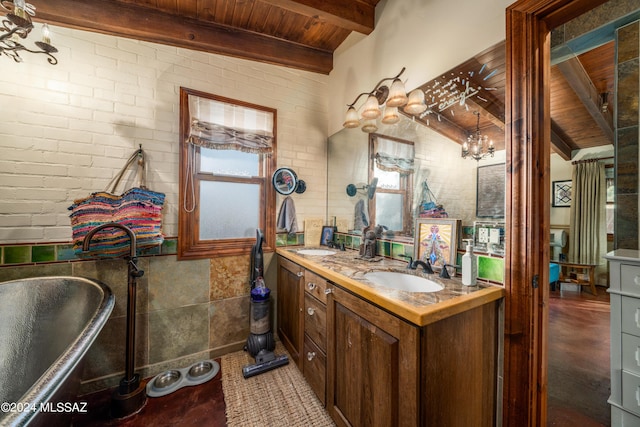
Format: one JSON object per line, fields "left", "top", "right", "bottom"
{"left": 82, "top": 222, "right": 147, "bottom": 417}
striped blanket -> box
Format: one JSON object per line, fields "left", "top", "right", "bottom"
{"left": 68, "top": 187, "right": 165, "bottom": 257}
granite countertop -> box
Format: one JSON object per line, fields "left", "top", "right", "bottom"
{"left": 276, "top": 247, "right": 505, "bottom": 327}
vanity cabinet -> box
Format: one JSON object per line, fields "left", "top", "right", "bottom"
{"left": 327, "top": 284, "right": 420, "bottom": 426}
{"left": 606, "top": 250, "right": 640, "bottom": 425}
{"left": 276, "top": 254, "right": 502, "bottom": 426}
{"left": 276, "top": 257, "right": 304, "bottom": 367}
{"left": 277, "top": 256, "right": 329, "bottom": 404}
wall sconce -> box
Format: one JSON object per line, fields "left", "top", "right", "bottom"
{"left": 1, "top": 0, "right": 58, "bottom": 64}
{"left": 343, "top": 67, "right": 427, "bottom": 133}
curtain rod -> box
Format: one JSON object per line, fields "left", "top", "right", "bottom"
{"left": 571, "top": 156, "right": 614, "bottom": 165}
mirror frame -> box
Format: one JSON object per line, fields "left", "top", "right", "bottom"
{"left": 272, "top": 167, "right": 298, "bottom": 195}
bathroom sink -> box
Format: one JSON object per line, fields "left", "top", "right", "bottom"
{"left": 363, "top": 271, "right": 444, "bottom": 293}
{"left": 297, "top": 249, "right": 336, "bottom": 256}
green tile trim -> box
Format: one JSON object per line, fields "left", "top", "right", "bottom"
{"left": 477, "top": 256, "right": 505, "bottom": 284}
{"left": 161, "top": 239, "right": 177, "bottom": 255}
{"left": 32, "top": 245, "right": 56, "bottom": 263}
{"left": 4, "top": 246, "right": 31, "bottom": 264}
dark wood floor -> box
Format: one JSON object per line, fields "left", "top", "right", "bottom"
{"left": 72, "top": 286, "right": 611, "bottom": 426}
{"left": 547, "top": 285, "right": 611, "bottom": 426}
{"left": 71, "top": 364, "right": 227, "bottom": 427}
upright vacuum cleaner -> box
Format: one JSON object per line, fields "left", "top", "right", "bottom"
{"left": 242, "top": 229, "right": 289, "bottom": 378}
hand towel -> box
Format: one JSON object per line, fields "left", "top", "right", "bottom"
{"left": 353, "top": 198, "right": 369, "bottom": 231}
{"left": 277, "top": 196, "right": 298, "bottom": 236}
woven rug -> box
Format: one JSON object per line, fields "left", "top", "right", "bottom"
{"left": 221, "top": 344, "right": 335, "bottom": 426}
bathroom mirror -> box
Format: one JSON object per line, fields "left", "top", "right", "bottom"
{"left": 272, "top": 168, "right": 305, "bottom": 195}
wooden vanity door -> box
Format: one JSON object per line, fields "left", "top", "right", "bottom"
{"left": 326, "top": 285, "right": 420, "bottom": 427}
{"left": 276, "top": 257, "right": 304, "bottom": 368}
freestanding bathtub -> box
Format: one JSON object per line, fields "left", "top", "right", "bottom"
{"left": 0, "top": 276, "right": 115, "bottom": 427}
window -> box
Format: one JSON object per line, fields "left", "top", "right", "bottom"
{"left": 178, "top": 88, "right": 276, "bottom": 259}
{"left": 368, "top": 134, "right": 414, "bottom": 235}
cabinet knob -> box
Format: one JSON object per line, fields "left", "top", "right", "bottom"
{"left": 307, "top": 282, "right": 316, "bottom": 291}
{"left": 307, "top": 307, "right": 315, "bottom": 316}
{"left": 296, "top": 271, "right": 304, "bottom": 277}
{"left": 324, "top": 288, "right": 333, "bottom": 295}
{"left": 307, "top": 351, "right": 316, "bottom": 361}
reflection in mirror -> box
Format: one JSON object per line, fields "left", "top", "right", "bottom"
{"left": 272, "top": 167, "right": 298, "bottom": 195}
{"left": 369, "top": 134, "right": 414, "bottom": 235}
{"left": 327, "top": 113, "right": 507, "bottom": 240}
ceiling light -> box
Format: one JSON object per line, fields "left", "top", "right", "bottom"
{"left": 461, "top": 111, "right": 495, "bottom": 161}
{"left": 1, "top": 0, "right": 58, "bottom": 64}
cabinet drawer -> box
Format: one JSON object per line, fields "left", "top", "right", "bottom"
{"left": 303, "top": 335, "right": 326, "bottom": 406}
{"left": 622, "top": 370, "right": 640, "bottom": 416}
{"left": 623, "top": 334, "right": 640, "bottom": 376}
{"left": 304, "top": 270, "right": 328, "bottom": 303}
{"left": 622, "top": 297, "right": 640, "bottom": 337}
{"left": 623, "top": 265, "right": 640, "bottom": 297}
{"left": 304, "top": 293, "right": 327, "bottom": 351}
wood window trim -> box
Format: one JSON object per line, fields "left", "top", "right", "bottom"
{"left": 368, "top": 133, "right": 414, "bottom": 236}
{"left": 178, "top": 87, "right": 276, "bottom": 260}
{"left": 505, "top": 0, "right": 610, "bottom": 426}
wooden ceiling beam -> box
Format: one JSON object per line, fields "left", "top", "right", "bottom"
{"left": 35, "top": 0, "right": 334, "bottom": 74}
{"left": 555, "top": 56, "right": 614, "bottom": 143}
{"left": 550, "top": 120, "right": 573, "bottom": 160}
{"left": 261, "top": 0, "right": 376, "bottom": 34}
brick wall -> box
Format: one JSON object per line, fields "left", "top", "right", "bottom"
{"left": 0, "top": 25, "right": 329, "bottom": 244}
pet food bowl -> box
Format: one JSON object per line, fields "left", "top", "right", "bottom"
{"left": 187, "top": 361, "right": 214, "bottom": 380}
{"left": 146, "top": 359, "right": 220, "bottom": 398}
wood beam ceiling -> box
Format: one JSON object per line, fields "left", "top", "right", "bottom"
{"left": 34, "top": 0, "right": 375, "bottom": 74}
{"left": 555, "top": 56, "right": 614, "bottom": 143}
{"left": 550, "top": 120, "right": 573, "bottom": 160}
{"left": 261, "top": 0, "right": 375, "bottom": 34}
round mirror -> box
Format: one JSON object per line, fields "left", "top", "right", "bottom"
{"left": 272, "top": 168, "right": 298, "bottom": 195}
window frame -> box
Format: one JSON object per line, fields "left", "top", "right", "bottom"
{"left": 178, "top": 87, "right": 276, "bottom": 260}
{"left": 368, "top": 133, "right": 414, "bottom": 236}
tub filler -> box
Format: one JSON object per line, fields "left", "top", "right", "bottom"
{"left": 0, "top": 276, "right": 115, "bottom": 427}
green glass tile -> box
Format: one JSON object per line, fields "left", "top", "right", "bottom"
{"left": 286, "top": 233, "right": 298, "bottom": 245}
{"left": 391, "top": 242, "right": 405, "bottom": 259}
{"left": 4, "top": 246, "right": 31, "bottom": 264}
{"left": 377, "top": 241, "right": 390, "bottom": 257}
{"left": 477, "top": 256, "right": 505, "bottom": 283}
{"left": 275, "top": 234, "right": 286, "bottom": 246}
{"left": 161, "top": 238, "right": 178, "bottom": 254}
{"left": 344, "top": 235, "right": 353, "bottom": 248}
{"left": 298, "top": 234, "right": 305, "bottom": 246}
{"left": 32, "top": 245, "right": 56, "bottom": 263}
{"left": 57, "top": 244, "right": 77, "bottom": 261}
{"left": 139, "top": 245, "right": 161, "bottom": 256}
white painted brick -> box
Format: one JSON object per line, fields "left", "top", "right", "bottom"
{"left": 0, "top": 227, "right": 44, "bottom": 241}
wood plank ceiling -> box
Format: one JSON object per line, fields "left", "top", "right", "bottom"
{"left": 405, "top": 40, "right": 615, "bottom": 159}
{"left": 34, "top": 1, "right": 615, "bottom": 156}
{"left": 35, "top": 0, "right": 381, "bottom": 75}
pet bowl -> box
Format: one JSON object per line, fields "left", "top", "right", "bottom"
{"left": 146, "top": 359, "right": 220, "bottom": 398}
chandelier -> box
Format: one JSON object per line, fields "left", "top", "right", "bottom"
{"left": 462, "top": 111, "right": 495, "bottom": 161}
{"left": 1, "top": 0, "right": 58, "bottom": 64}
{"left": 343, "top": 67, "right": 427, "bottom": 133}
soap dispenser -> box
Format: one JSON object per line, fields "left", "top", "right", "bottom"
{"left": 461, "top": 239, "right": 477, "bottom": 286}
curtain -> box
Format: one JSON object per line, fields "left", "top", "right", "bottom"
{"left": 374, "top": 136, "right": 414, "bottom": 174}
{"left": 568, "top": 161, "right": 606, "bottom": 278}
{"left": 187, "top": 94, "right": 274, "bottom": 154}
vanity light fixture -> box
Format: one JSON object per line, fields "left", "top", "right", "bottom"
{"left": 343, "top": 67, "right": 427, "bottom": 133}
{"left": 461, "top": 111, "right": 495, "bottom": 161}
{"left": 1, "top": 0, "right": 58, "bottom": 64}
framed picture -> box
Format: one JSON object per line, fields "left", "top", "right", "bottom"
{"left": 476, "top": 163, "right": 506, "bottom": 218}
{"left": 414, "top": 218, "right": 461, "bottom": 268}
{"left": 320, "top": 226, "right": 335, "bottom": 246}
{"left": 552, "top": 180, "right": 572, "bottom": 207}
